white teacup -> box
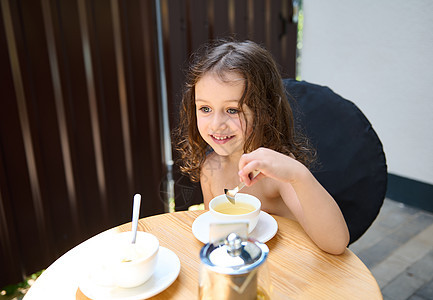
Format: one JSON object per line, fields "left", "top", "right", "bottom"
{"left": 88, "top": 231, "right": 159, "bottom": 288}
{"left": 209, "top": 193, "right": 261, "bottom": 233}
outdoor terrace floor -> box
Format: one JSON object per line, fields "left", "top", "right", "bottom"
{"left": 350, "top": 198, "right": 433, "bottom": 300}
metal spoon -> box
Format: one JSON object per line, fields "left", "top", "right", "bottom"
{"left": 131, "top": 194, "right": 141, "bottom": 244}
{"left": 224, "top": 170, "right": 260, "bottom": 204}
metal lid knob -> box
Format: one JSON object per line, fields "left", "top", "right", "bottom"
{"left": 225, "top": 233, "right": 243, "bottom": 256}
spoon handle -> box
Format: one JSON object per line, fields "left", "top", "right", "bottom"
{"left": 237, "top": 170, "right": 260, "bottom": 192}
{"left": 131, "top": 194, "right": 141, "bottom": 244}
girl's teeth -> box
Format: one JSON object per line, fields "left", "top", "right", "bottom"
{"left": 213, "top": 135, "right": 230, "bottom": 140}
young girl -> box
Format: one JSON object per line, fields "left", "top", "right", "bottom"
{"left": 175, "top": 40, "right": 349, "bottom": 254}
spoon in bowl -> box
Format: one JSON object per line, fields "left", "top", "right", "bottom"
{"left": 224, "top": 170, "right": 260, "bottom": 204}
{"left": 131, "top": 194, "right": 141, "bottom": 244}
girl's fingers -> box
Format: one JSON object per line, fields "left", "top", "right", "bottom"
{"left": 247, "top": 173, "right": 263, "bottom": 186}
{"left": 238, "top": 165, "right": 263, "bottom": 186}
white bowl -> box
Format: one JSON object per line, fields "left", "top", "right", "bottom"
{"left": 209, "top": 193, "right": 261, "bottom": 233}
{"left": 89, "top": 231, "right": 159, "bottom": 288}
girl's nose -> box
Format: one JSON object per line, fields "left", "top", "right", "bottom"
{"left": 210, "top": 112, "right": 228, "bottom": 131}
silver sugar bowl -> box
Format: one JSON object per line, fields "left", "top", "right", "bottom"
{"left": 199, "top": 233, "right": 271, "bottom": 299}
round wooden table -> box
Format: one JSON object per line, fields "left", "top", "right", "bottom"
{"left": 24, "top": 210, "right": 382, "bottom": 299}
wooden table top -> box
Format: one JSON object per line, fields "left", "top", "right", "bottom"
{"left": 74, "top": 210, "right": 382, "bottom": 300}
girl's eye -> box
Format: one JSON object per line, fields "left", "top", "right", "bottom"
{"left": 199, "top": 107, "right": 211, "bottom": 113}
{"left": 227, "top": 108, "right": 240, "bottom": 114}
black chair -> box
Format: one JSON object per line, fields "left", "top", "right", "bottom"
{"left": 283, "top": 78, "right": 387, "bottom": 244}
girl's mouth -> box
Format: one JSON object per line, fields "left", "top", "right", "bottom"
{"left": 210, "top": 134, "right": 234, "bottom": 144}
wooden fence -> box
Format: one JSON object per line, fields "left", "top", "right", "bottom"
{"left": 0, "top": 0, "right": 297, "bottom": 286}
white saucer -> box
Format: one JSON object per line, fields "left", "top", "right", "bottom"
{"left": 192, "top": 211, "right": 278, "bottom": 243}
{"left": 79, "top": 247, "right": 180, "bottom": 300}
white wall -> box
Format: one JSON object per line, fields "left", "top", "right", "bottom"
{"left": 300, "top": 0, "right": 433, "bottom": 185}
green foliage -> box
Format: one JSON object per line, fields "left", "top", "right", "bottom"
{"left": 0, "top": 270, "right": 44, "bottom": 300}
{"left": 296, "top": 5, "right": 304, "bottom": 81}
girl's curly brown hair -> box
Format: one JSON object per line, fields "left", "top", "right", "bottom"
{"left": 174, "top": 39, "right": 316, "bottom": 182}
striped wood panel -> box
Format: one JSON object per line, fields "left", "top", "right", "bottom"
{"left": 0, "top": 0, "right": 164, "bottom": 285}
{"left": 0, "top": 0, "right": 296, "bottom": 286}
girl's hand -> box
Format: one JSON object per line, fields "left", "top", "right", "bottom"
{"left": 238, "top": 148, "right": 304, "bottom": 186}
{"left": 240, "top": 147, "right": 350, "bottom": 254}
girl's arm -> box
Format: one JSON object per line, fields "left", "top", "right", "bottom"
{"left": 238, "top": 148, "right": 350, "bottom": 255}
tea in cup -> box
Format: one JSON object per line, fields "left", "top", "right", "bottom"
{"left": 209, "top": 193, "right": 261, "bottom": 233}
{"left": 88, "top": 231, "right": 159, "bottom": 288}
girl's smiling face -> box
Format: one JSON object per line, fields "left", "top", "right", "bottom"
{"left": 195, "top": 72, "right": 253, "bottom": 159}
